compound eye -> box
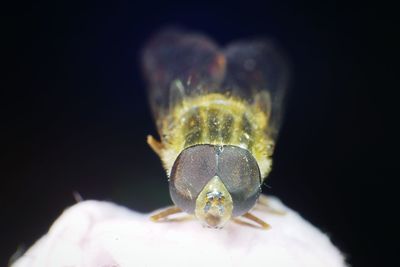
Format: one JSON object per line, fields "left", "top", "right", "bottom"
{"left": 169, "top": 145, "right": 217, "bottom": 213}
{"left": 217, "top": 146, "right": 261, "bottom": 217}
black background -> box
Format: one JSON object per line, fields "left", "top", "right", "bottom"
{"left": 1, "top": 1, "right": 393, "bottom": 266}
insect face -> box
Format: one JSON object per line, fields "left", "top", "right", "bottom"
{"left": 194, "top": 176, "right": 233, "bottom": 228}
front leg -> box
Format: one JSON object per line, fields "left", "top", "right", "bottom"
{"left": 240, "top": 212, "right": 271, "bottom": 229}
{"left": 150, "top": 206, "right": 182, "bottom": 222}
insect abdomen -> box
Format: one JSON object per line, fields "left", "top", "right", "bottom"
{"left": 183, "top": 107, "right": 237, "bottom": 148}
{"left": 161, "top": 93, "right": 273, "bottom": 180}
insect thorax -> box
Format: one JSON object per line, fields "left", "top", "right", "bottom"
{"left": 160, "top": 93, "right": 274, "bottom": 180}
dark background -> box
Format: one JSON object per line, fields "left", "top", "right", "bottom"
{"left": 1, "top": 1, "right": 393, "bottom": 266}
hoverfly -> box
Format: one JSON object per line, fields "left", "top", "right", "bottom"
{"left": 142, "top": 28, "right": 289, "bottom": 229}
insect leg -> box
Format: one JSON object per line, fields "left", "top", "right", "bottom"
{"left": 255, "top": 194, "right": 286, "bottom": 215}
{"left": 241, "top": 212, "right": 271, "bottom": 229}
{"left": 147, "top": 135, "right": 164, "bottom": 157}
{"left": 150, "top": 206, "right": 182, "bottom": 222}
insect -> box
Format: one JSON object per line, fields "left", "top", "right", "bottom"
{"left": 142, "top": 28, "right": 289, "bottom": 229}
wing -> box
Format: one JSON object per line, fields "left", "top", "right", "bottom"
{"left": 142, "top": 28, "right": 226, "bottom": 131}
{"left": 142, "top": 29, "right": 290, "bottom": 141}
{"left": 222, "top": 39, "right": 290, "bottom": 141}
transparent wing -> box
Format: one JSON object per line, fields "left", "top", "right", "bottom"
{"left": 222, "top": 40, "right": 290, "bottom": 141}
{"left": 142, "top": 29, "right": 290, "bottom": 140}
{"left": 142, "top": 28, "right": 226, "bottom": 130}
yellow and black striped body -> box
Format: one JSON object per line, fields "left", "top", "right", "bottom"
{"left": 159, "top": 93, "right": 274, "bottom": 181}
